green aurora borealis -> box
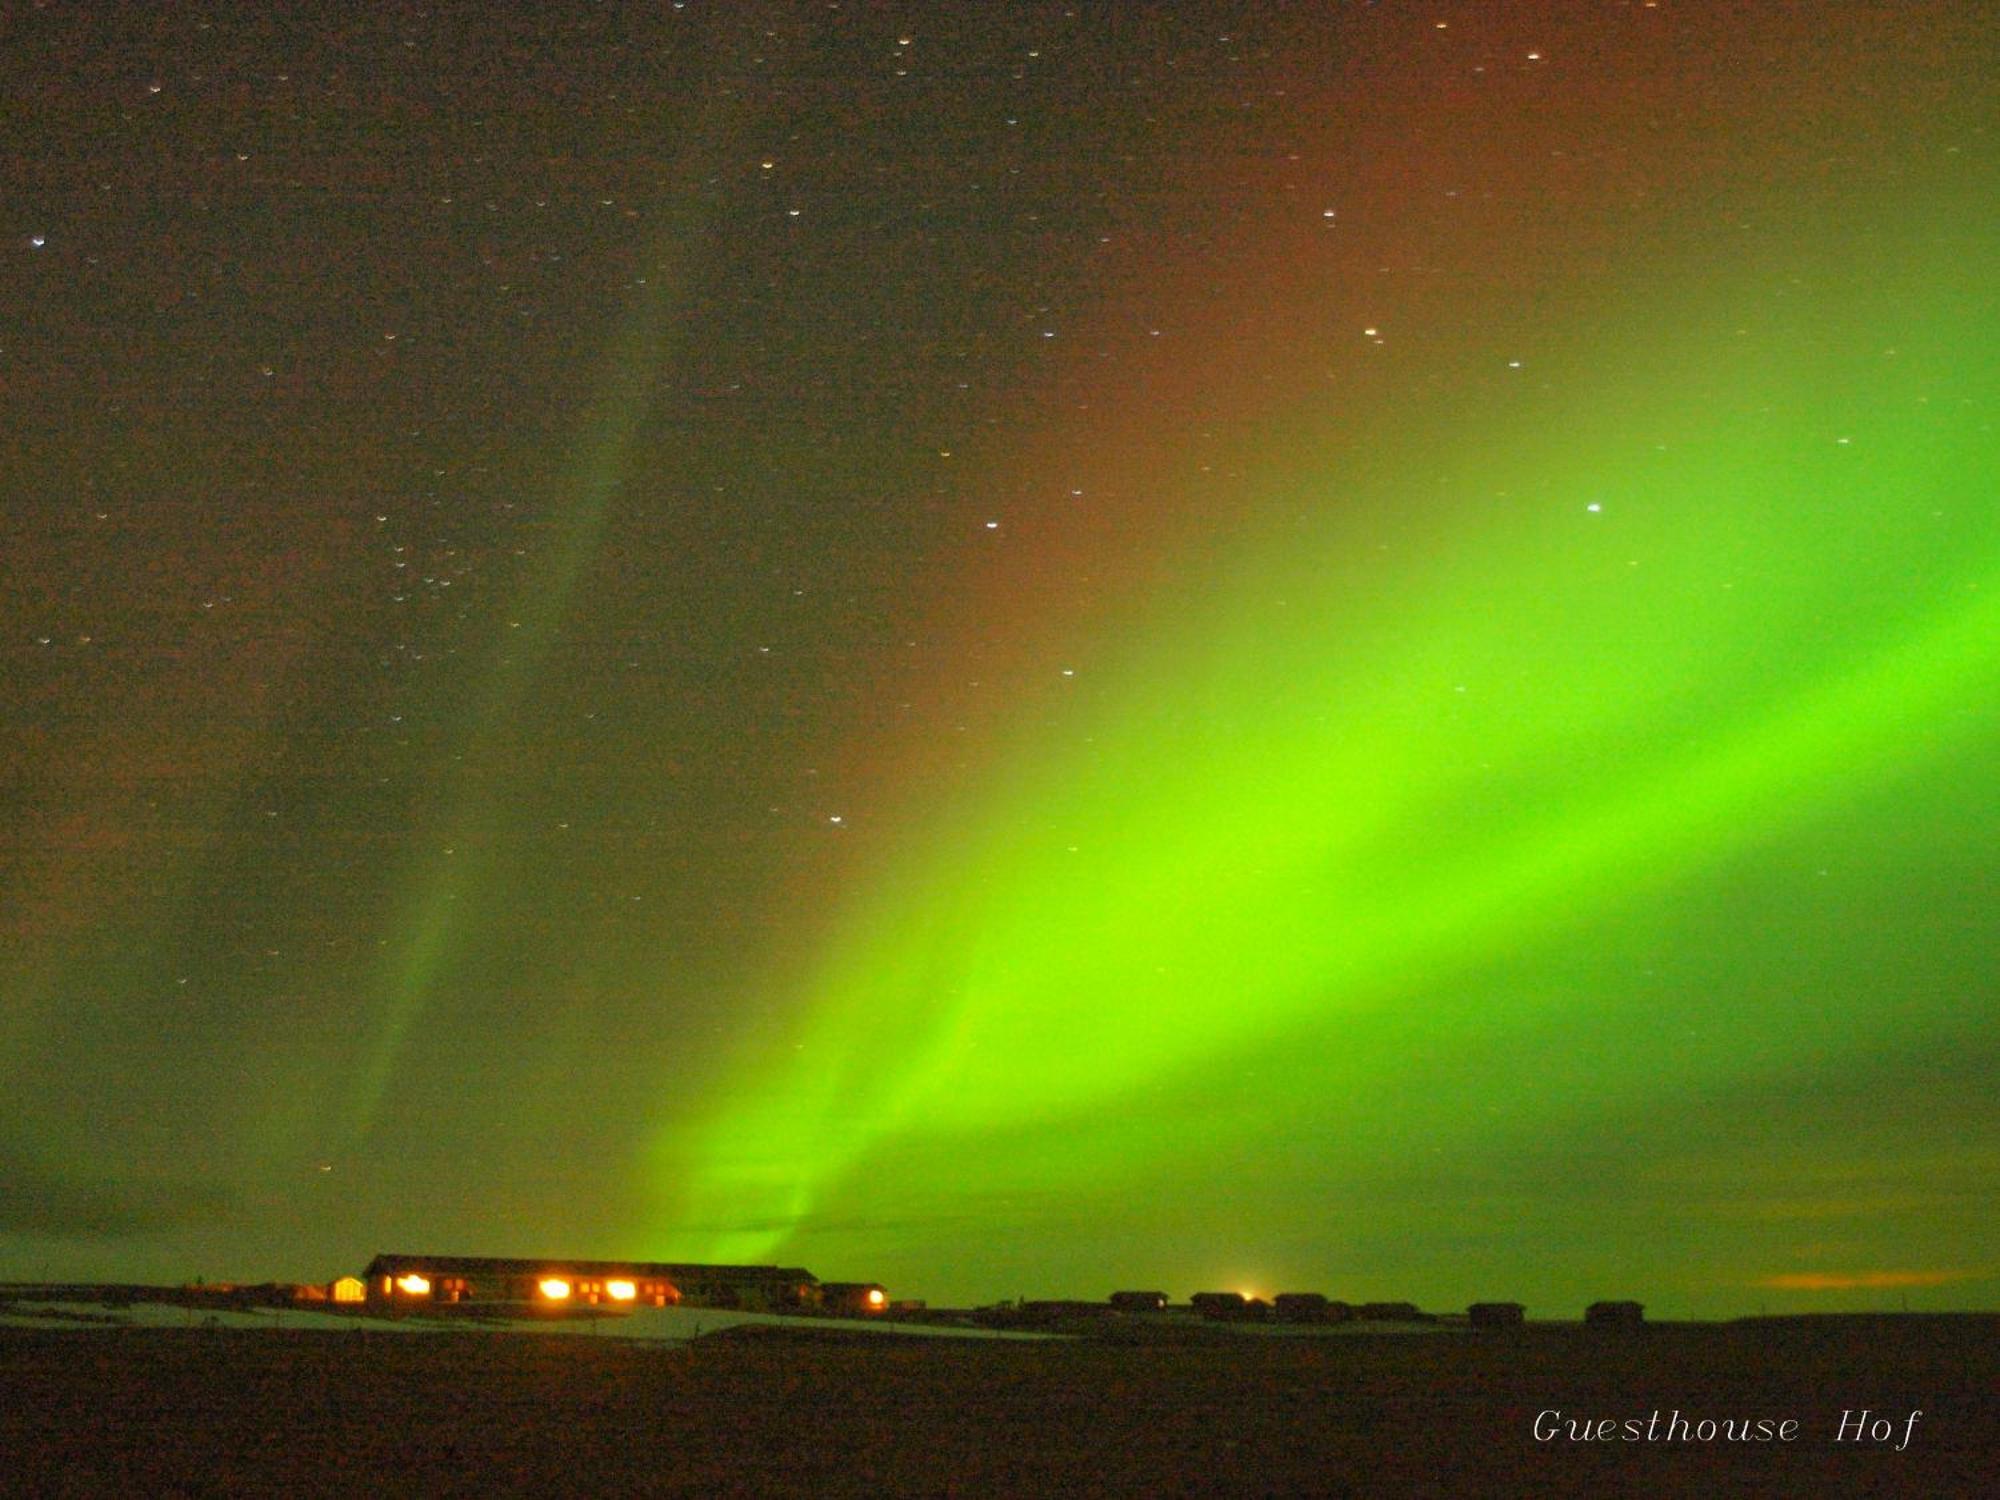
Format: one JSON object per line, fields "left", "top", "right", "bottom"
{"left": 658, "top": 197, "right": 1999, "bottom": 1308}
{"left": 2, "top": 3, "right": 1994, "bottom": 1315}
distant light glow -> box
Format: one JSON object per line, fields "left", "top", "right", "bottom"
{"left": 394, "top": 1274, "right": 431, "bottom": 1295}
{"left": 539, "top": 1278, "right": 572, "bottom": 1300}
{"left": 606, "top": 1279, "right": 637, "bottom": 1301}
{"left": 1758, "top": 1270, "right": 1977, "bottom": 1292}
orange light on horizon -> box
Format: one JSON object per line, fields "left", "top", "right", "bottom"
{"left": 606, "top": 1279, "right": 637, "bottom": 1301}
{"left": 866, "top": 1288, "right": 886, "bottom": 1309}
{"left": 539, "top": 1278, "right": 572, "bottom": 1300}
{"left": 1758, "top": 1269, "right": 1975, "bottom": 1291}
{"left": 395, "top": 1274, "right": 431, "bottom": 1295}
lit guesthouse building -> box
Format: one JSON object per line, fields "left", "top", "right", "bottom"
{"left": 361, "top": 1254, "right": 884, "bottom": 1316}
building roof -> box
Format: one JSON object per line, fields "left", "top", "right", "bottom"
{"left": 362, "top": 1253, "right": 817, "bottom": 1283}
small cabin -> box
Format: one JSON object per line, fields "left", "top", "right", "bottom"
{"left": 1357, "top": 1301, "right": 1425, "bottom": 1322}
{"left": 1190, "top": 1291, "right": 1267, "bottom": 1321}
{"left": 1468, "top": 1301, "right": 1525, "bottom": 1329}
{"left": 1272, "top": 1292, "right": 1333, "bottom": 1324}
{"left": 820, "top": 1282, "right": 889, "bottom": 1316}
{"left": 1108, "top": 1291, "right": 1169, "bottom": 1313}
{"left": 1585, "top": 1300, "right": 1645, "bottom": 1328}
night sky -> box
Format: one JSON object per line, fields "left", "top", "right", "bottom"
{"left": 3, "top": 2, "right": 1994, "bottom": 1316}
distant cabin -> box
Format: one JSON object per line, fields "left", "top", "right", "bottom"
{"left": 1190, "top": 1292, "right": 1268, "bottom": 1321}
{"left": 1585, "top": 1300, "right": 1645, "bottom": 1328}
{"left": 1357, "top": 1301, "right": 1425, "bottom": 1322}
{"left": 1272, "top": 1293, "right": 1335, "bottom": 1324}
{"left": 359, "top": 1254, "right": 820, "bottom": 1313}
{"left": 819, "top": 1282, "right": 890, "bottom": 1317}
{"left": 1467, "top": 1302, "right": 1526, "bottom": 1329}
{"left": 1108, "top": 1291, "right": 1169, "bottom": 1313}
{"left": 295, "top": 1276, "right": 367, "bottom": 1306}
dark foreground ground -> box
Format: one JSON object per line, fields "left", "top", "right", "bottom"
{"left": 2, "top": 1316, "right": 1993, "bottom": 1497}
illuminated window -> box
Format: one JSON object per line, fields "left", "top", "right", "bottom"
{"left": 539, "top": 1278, "right": 572, "bottom": 1300}
{"left": 395, "top": 1274, "right": 431, "bottom": 1295}
{"left": 606, "top": 1279, "right": 637, "bottom": 1301}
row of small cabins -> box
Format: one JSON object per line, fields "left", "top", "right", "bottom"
{"left": 1012, "top": 1293, "right": 1644, "bottom": 1328}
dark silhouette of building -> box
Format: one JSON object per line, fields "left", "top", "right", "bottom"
{"left": 1191, "top": 1292, "right": 1268, "bottom": 1321}
{"left": 819, "top": 1282, "right": 890, "bottom": 1316}
{"left": 1468, "top": 1301, "right": 1526, "bottom": 1328}
{"left": 1274, "top": 1293, "right": 1349, "bottom": 1324}
{"left": 1585, "top": 1300, "right": 1645, "bottom": 1328}
{"left": 1357, "top": 1301, "right": 1426, "bottom": 1322}
{"left": 1109, "top": 1290, "right": 1169, "bottom": 1313}
{"left": 359, "top": 1254, "right": 820, "bottom": 1313}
